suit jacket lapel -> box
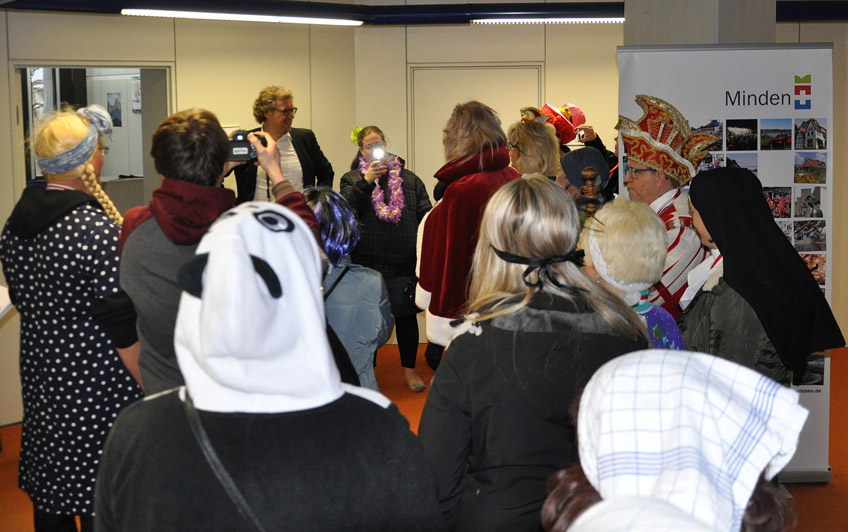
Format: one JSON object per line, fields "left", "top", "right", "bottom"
{"left": 289, "top": 128, "right": 313, "bottom": 188}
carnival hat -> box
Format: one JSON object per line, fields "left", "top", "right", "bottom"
{"left": 540, "top": 102, "right": 586, "bottom": 145}
{"left": 616, "top": 95, "right": 717, "bottom": 186}
{"left": 519, "top": 106, "right": 548, "bottom": 124}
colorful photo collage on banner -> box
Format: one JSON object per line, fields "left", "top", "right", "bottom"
{"left": 692, "top": 115, "right": 828, "bottom": 290}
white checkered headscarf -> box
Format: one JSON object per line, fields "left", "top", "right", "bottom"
{"left": 577, "top": 350, "right": 808, "bottom": 532}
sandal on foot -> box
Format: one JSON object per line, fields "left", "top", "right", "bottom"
{"left": 405, "top": 379, "right": 426, "bottom": 393}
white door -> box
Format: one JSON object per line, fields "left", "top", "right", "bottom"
{"left": 408, "top": 64, "right": 543, "bottom": 198}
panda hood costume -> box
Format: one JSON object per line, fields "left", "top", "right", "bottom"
{"left": 94, "top": 203, "right": 445, "bottom": 532}
{"left": 174, "top": 201, "right": 387, "bottom": 413}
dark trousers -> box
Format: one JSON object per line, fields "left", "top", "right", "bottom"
{"left": 424, "top": 342, "right": 445, "bottom": 371}
{"left": 34, "top": 508, "right": 93, "bottom": 532}
{"left": 395, "top": 314, "right": 420, "bottom": 369}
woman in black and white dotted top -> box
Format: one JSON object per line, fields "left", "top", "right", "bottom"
{"left": 0, "top": 105, "right": 142, "bottom": 532}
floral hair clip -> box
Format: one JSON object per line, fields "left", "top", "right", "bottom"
{"left": 350, "top": 127, "right": 363, "bottom": 145}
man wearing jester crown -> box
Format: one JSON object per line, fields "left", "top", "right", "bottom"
{"left": 616, "top": 95, "right": 718, "bottom": 320}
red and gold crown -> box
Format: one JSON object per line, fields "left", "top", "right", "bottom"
{"left": 616, "top": 95, "right": 718, "bottom": 185}
{"left": 540, "top": 102, "right": 586, "bottom": 145}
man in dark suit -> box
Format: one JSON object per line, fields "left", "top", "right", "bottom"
{"left": 234, "top": 85, "right": 334, "bottom": 203}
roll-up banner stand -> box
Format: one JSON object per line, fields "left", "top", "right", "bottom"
{"left": 618, "top": 43, "right": 834, "bottom": 482}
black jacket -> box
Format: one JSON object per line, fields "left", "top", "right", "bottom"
{"left": 234, "top": 127, "right": 334, "bottom": 204}
{"left": 96, "top": 390, "right": 443, "bottom": 531}
{"left": 339, "top": 162, "right": 431, "bottom": 277}
{"left": 418, "top": 292, "right": 648, "bottom": 532}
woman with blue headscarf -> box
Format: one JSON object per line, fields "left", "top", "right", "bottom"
{"left": 0, "top": 105, "right": 142, "bottom": 532}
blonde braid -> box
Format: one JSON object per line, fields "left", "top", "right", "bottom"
{"left": 81, "top": 162, "right": 123, "bottom": 226}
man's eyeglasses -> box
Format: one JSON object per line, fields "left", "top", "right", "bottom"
{"left": 625, "top": 166, "right": 656, "bottom": 178}
{"left": 270, "top": 107, "right": 298, "bottom": 116}
{"left": 507, "top": 142, "right": 522, "bottom": 153}
{"left": 99, "top": 145, "right": 110, "bottom": 156}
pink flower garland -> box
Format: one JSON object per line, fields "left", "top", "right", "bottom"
{"left": 359, "top": 154, "right": 405, "bottom": 223}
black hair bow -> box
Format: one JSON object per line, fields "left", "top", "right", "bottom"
{"left": 491, "top": 246, "right": 584, "bottom": 289}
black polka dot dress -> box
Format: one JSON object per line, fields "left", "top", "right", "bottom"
{"left": 0, "top": 196, "right": 142, "bottom": 516}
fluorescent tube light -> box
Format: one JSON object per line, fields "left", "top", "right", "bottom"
{"left": 472, "top": 17, "right": 624, "bottom": 25}
{"left": 121, "top": 8, "right": 363, "bottom": 26}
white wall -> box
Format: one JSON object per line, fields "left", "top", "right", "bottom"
{"left": 170, "top": 19, "right": 356, "bottom": 194}
{"left": 353, "top": 23, "right": 624, "bottom": 196}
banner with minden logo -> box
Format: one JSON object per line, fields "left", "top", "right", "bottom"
{"left": 617, "top": 43, "right": 834, "bottom": 482}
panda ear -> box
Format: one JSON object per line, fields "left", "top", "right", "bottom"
{"left": 178, "top": 253, "right": 209, "bottom": 298}
{"left": 251, "top": 255, "right": 283, "bottom": 298}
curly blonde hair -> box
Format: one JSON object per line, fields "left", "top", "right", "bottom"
{"left": 34, "top": 110, "right": 123, "bottom": 225}
{"left": 253, "top": 85, "right": 294, "bottom": 124}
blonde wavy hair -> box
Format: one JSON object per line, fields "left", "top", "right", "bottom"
{"left": 507, "top": 119, "right": 560, "bottom": 176}
{"left": 34, "top": 109, "right": 123, "bottom": 225}
{"left": 443, "top": 101, "right": 507, "bottom": 169}
{"left": 466, "top": 175, "right": 648, "bottom": 342}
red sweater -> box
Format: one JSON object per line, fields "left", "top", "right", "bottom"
{"left": 120, "top": 178, "right": 321, "bottom": 252}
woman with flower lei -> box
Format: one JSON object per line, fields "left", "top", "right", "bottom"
{"left": 340, "top": 126, "right": 432, "bottom": 392}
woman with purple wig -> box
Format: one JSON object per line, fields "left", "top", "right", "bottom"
{"left": 304, "top": 187, "right": 394, "bottom": 391}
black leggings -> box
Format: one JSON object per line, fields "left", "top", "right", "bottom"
{"left": 395, "top": 314, "right": 420, "bottom": 369}
{"left": 34, "top": 508, "right": 93, "bottom": 532}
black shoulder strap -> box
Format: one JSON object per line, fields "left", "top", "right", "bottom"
{"left": 323, "top": 265, "right": 351, "bottom": 300}
{"left": 184, "top": 394, "right": 268, "bottom": 532}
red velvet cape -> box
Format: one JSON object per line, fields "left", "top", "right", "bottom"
{"left": 418, "top": 145, "right": 520, "bottom": 343}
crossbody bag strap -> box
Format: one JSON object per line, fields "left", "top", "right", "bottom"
{"left": 184, "top": 394, "right": 269, "bottom": 532}
{"left": 323, "top": 265, "right": 351, "bottom": 300}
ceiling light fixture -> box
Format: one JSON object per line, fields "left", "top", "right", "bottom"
{"left": 472, "top": 17, "right": 624, "bottom": 25}
{"left": 121, "top": 8, "right": 363, "bottom": 27}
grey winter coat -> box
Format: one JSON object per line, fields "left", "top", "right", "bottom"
{"left": 323, "top": 257, "right": 394, "bottom": 391}
{"left": 678, "top": 271, "right": 788, "bottom": 384}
